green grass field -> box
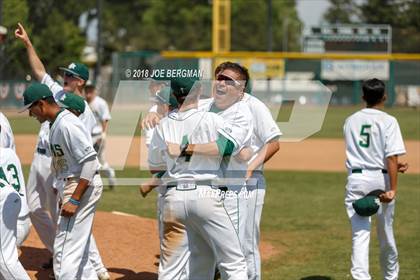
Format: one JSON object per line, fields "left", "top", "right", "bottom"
{"left": 12, "top": 104, "right": 420, "bottom": 279}
{"left": 8, "top": 105, "right": 420, "bottom": 140}
{"left": 21, "top": 166, "right": 419, "bottom": 280}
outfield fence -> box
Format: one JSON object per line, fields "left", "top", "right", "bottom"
{"left": 1, "top": 51, "right": 420, "bottom": 109}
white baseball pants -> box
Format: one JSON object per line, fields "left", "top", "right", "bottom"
{"left": 0, "top": 186, "right": 30, "bottom": 280}
{"left": 53, "top": 175, "right": 103, "bottom": 280}
{"left": 244, "top": 171, "right": 266, "bottom": 280}
{"left": 159, "top": 185, "right": 248, "bottom": 280}
{"left": 16, "top": 214, "right": 31, "bottom": 248}
{"left": 345, "top": 170, "right": 399, "bottom": 280}
{"left": 26, "top": 152, "right": 57, "bottom": 253}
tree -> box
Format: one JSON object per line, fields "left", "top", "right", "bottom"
{"left": 1, "top": 0, "right": 30, "bottom": 79}
{"left": 139, "top": 0, "right": 212, "bottom": 51}
{"left": 323, "top": 0, "right": 420, "bottom": 53}
{"left": 231, "top": 0, "right": 302, "bottom": 51}
{"left": 1, "top": 0, "right": 87, "bottom": 80}
{"left": 323, "top": 0, "right": 358, "bottom": 24}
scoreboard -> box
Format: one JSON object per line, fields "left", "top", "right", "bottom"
{"left": 303, "top": 24, "right": 392, "bottom": 53}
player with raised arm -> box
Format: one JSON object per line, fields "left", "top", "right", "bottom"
{"left": 15, "top": 23, "right": 110, "bottom": 279}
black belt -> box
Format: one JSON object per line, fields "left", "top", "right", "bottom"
{"left": 352, "top": 169, "right": 387, "bottom": 174}
{"left": 37, "top": 147, "right": 47, "bottom": 155}
{"left": 64, "top": 171, "right": 100, "bottom": 181}
{"left": 166, "top": 180, "right": 225, "bottom": 189}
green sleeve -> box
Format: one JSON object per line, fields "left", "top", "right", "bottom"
{"left": 154, "top": 171, "right": 166, "bottom": 178}
{"left": 216, "top": 134, "right": 235, "bottom": 156}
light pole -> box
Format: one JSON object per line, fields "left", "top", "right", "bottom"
{"left": 94, "top": 0, "right": 102, "bottom": 82}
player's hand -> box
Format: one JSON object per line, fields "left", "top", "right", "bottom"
{"left": 139, "top": 184, "right": 154, "bottom": 198}
{"left": 15, "top": 23, "right": 31, "bottom": 45}
{"left": 139, "top": 177, "right": 161, "bottom": 198}
{"left": 167, "top": 142, "right": 181, "bottom": 157}
{"left": 141, "top": 112, "right": 161, "bottom": 130}
{"left": 379, "top": 190, "right": 396, "bottom": 203}
{"left": 236, "top": 147, "right": 254, "bottom": 162}
{"left": 61, "top": 201, "right": 78, "bottom": 217}
{"left": 245, "top": 169, "right": 254, "bottom": 181}
{"left": 397, "top": 162, "right": 408, "bottom": 173}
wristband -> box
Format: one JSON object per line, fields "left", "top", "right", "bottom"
{"left": 69, "top": 198, "right": 81, "bottom": 206}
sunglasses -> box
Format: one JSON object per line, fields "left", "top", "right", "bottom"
{"left": 64, "top": 72, "right": 80, "bottom": 79}
{"left": 216, "top": 73, "right": 241, "bottom": 87}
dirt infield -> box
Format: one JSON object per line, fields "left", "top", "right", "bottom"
{"left": 21, "top": 211, "right": 279, "bottom": 280}
{"left": 15, "top": 135, "right": 420, "bottom": 174}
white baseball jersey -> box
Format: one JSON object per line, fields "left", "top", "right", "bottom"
{"left": 198, "top": 98, "right": 253, "bottom": 177}
{"left": 242, "top": 93, "right": 282, "bottom": 169}
{"left": 35, "top": 121, "right": 52, "bottom": 156}
{"left": 145, "top": 105, "right": 158, "bottom": 147}
{"left": 0, "top": 112, "right": 15, "bottom": 150}
{"left": 49, "top": 110, "right": 98, "bottom": 180}
{"left": 0, "top": 178, "right": 31, "bottom": 280}
{"left": 198, "top": 98, "right": 253, "bottom": 157}
{"left": 148, "top": 109, "right": 227, "bottom": 181}
{"left": 89, "top": 95, "right": 111, "bottom": 136}
{"left": 41, "top": 73, "right": 97, "bottom": 134}
{"left": 0, "top": 148, "right": 30, "bottom": 218}
{"left": 344, "top": 108, "right": 406, "bottom": 171}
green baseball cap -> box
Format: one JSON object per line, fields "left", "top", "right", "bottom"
{"left": 20, "top": 83, "right": 53, "bottom": 112}
{"left": 59, "top": 62, "right": 89, "bottom": 81}
{"left": 170, "top": 76, "right": 199, "bottom": 97}
{"left": 154, "top": 87, "right": 179, "bottom": 108}
{"left": 57, "top": 92, "right": 86, "bottom": 114}
{"left": 155, "top": 76, "right": 200, "bottom": 107}
{"left": 352, "top": 189, "right": 385, "bottom": 217}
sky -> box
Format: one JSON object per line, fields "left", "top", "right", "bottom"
{"left": 296, "top": 0, "right": 331, "bottom": 28}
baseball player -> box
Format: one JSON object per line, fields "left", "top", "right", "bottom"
{"left": 148, "top": 77, "right": 248, "bottom": 280}
{"left": 197, "top": 63, "right": 254, "bottom": 246}
{"left": 0, "top": 145, "right": 31, "bottom": 249}
{"left": 22, "top": 83, "right": 105, "bottom": 280}
{"left": 84, "top": 81, "right": 116, "bottom": 189}
{"left": 214, "top": 61, "right": 282, "bottom": 280}
{"left": 344, "top": 78, "right": 407, "bottom": 280}
{"left": 0, "top": 111, "right": 15, "bottom": 150}
{"left": 141, "top": 64, "right": 254, "bottom": 278}
{"left": 0, "top": 176, "right": 30, "bottom": 280}
{"left": 16, "top": 23, "right": 110, "bottom": 279}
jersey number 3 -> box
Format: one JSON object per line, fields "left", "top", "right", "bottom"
{"left": 0, "top": 164, "right": 21, "bottom": 192}
{"left": 359, "top": 125, "right": 371, "bottom": 148}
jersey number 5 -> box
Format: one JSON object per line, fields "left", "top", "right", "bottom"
{"left": 359, "top": 125, "right": 371, "bottom": 148}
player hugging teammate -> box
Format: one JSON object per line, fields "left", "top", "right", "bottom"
{"left": 141, "top": 61, "right": 281, "bottom": 280}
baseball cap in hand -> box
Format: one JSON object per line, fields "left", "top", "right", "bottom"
{"left": 352, "top": 189, "right": 385, "bottom": 217}
{"left": 57, "top": 92, "right": 86, "bottom": 114}
{"left": 20, "top": 82, "right": 53, "bottom": 112}
{"left": 60, "top": 62, "right": 89, "bottom": 81}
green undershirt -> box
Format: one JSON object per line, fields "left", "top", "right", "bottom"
{"left": 209, "top": 103, "right": 235, "bottom": 156}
